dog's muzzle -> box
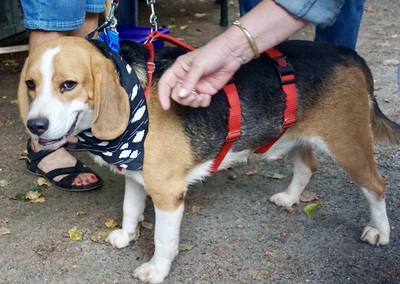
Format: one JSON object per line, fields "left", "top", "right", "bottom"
{"left": 28, "top": 113, "right": 80, "bottom": 148}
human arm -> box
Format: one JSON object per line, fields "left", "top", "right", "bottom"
{"left": 158, "top": 0, "right": 309, "bottom": 109}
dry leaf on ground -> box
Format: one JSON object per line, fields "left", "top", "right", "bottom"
{"left": 105, "top": 219, "right": 118, "bottom": 228}
{"left": 91, "top": 228, "right": 114, "bottom": 243}
{"left": 246, "top": 170, "right": 257, "bottom": 176}
{"left": 141, "top": 221, "right": 154, "bottom": 230}
{"left": 0, "top": 179, "right": 10, "bottom": 187}
{"left": 178, "top": 243, "right": 194, "bottom": 251}
{"left": 300, "top": 191, "right": 319, "bottom": 202}
{"left": 383, "top": 59, "right": 399, "bottom": 66}
{"left": 0, "top": 227, "right": 11, "bottom": 236}
{"left": 246, "top": 268, "right": 270, "bottom": 280}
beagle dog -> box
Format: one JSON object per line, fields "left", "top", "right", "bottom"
{"left": 18, "top": 36, "right": 400, "bottom": 283}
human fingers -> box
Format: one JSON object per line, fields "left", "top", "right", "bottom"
{"left": 158, "top": 67, "right": 177, "bottom": 110}
{"left": 171, "top": 89, "right": 212, "bottom": 108}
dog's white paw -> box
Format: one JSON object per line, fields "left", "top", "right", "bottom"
{"left": 269, "top": 192, "right": 299, "bottom": 208}
{"left": 107, "top": 229, "right": 134, "bottom": 248}
{"left": 134, "top": 262, "right": 169, "bottom": 284}
{"left": 361, "top": 225, "right": 389, "bottom": 246}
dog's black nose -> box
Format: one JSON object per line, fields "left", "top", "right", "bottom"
{"left": 27, "top": 118, "right": 49, "bottom": 136}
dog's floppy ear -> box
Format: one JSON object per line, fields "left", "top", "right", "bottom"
{"left": 17, "top": 57, "right": 30, "bottom": 126}
{"left": 91, "top": 53, "right": 130, "bottom": 140}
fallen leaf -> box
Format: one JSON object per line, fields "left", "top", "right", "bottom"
{"left": 246, "top": 170, "right": 257, "bottom": 176}
{"left": 30, "top": 197, "right": 46, "bottom": 203}
{"left": 167, "top": 25, "right": 176, "bottom": 29}
{"left": 68, "top": 227, "right": 86, "bottom": 241}
{"left": 37, "top": 177, "right": 52, "bottom": 187}
{"left": 105, "top": 219, "right": 118, "bottom": 228}
{"left": 180, "top": 25, "right": 188, "bottom": 30}
{"left": 28, "top": 181, "right": 48, "bottom": 192}
{"left": 90, "top": 229, "right": 114, "bottom": 243}
{"left": 191, "top": 205, "right": 201, "bottom": 214}
{"left": 25, "top": 191, "right": 41, "bottom": 200}
{"left": 267, "top": 172, "right": 287, "bottom": 180}
{"left": 194, "top": 13, "right": 207, "bottom": 19}
{"left": 3, "top": 59, "right": 19, "bottom": 67}
{"left": 0, "top": 179, "right": 10, "bottom": 187}
{"left": 300, "top": 191, "right": 319, "bottom": 203}
{"left": 18, "top": 150, "right": 28, "bottom": 160}
{"left": 135, "top": 225, "right": 141, "bottom": 240}
{"left": 10, "top": 99, "right": 18, "bottom": 105}
{"left": 0, "top": 227, "right": 11, "bottom": 236}
{"left": 178, "top": 243, "right": 193, "bottom": 251}
{"left": 24, "top": 190, "right": 46, "bottom": 203}
{"left": 304, "top": 202, "right": 323, "bottom": 218}
{"left": 141, "top": 221, "right": 154, "bottom": 230}
{"left": 76, "top": 211, "right": 86, "bottom": 216}
{"left": 364, "top": 4, "right": 377, "bottom": 13}
{"left": 14, "top": 193, "right": 29, "bottom": 202}
{"left": 284, "top": 206, "right": 296, "bottom": 213}
{"left": 383, "top": 59, "right": 399, "bottom": 66}
{"left": 246, "top": 268, "right": 270, "bottom": 280}
{"left": 265, "top": 251, "right": 275, "bottom": 258}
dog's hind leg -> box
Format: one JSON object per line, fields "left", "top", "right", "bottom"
{"left": 107, "top": 174, "right": 147, "bottom": 248}
{"left": 319, "top": 131, "right": 390, "bottom": 245}
{"left": 270, "top": 143, "right": 318, "bottom": 208}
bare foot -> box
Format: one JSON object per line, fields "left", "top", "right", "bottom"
{"left": 31, "top": 140, "right": 99, "bottom": 186}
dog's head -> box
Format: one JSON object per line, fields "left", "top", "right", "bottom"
{"left": 18, "top": 36, "right": 130, "bottom": 150}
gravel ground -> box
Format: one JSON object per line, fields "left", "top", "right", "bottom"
{"left": 0, "top": 0, "right": 399, "bottom": 283}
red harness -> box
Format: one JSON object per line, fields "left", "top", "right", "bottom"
{"left": 144, "top": 31, "right": 297, "bottom": 174}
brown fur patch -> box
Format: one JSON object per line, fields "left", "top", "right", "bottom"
{"left": 285, "top": 65, "right": 386, "bottom": 196}
{"left": 141, "top": 86, "right": 194, "bottom": 211}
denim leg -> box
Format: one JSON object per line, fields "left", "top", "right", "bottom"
{"left": 239, "top": 0, "right": 365, "bottom": 50}
{"left": 238, "top": 0, "right": 261, "bottom": 16}
{"left": 314, "top": 0, "right": 365, "bottom": 49}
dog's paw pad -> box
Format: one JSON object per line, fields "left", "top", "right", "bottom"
{"left": 106, "top": 229, "right": 132, "bottom": 248}
{"left": 361, "top": 225, "right": 389, "bottom": 246}
{"left": 269, "top": 192, "right": 298, "bottom": 208}
{"left": 134, "top": 262, "right": 167, "bottom": 284}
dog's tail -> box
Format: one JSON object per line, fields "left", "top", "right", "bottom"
{"left": 370, "top": 94, "right": 400, "bottom": 145}
{"left": 357, "top": 56, "right": 400, "bottom": 145}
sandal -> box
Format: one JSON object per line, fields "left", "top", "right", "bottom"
{"left": 64, "top": 141, "right": 86, "bottom": 152}
{"left": 26, "top": 139, "right": 104, "bottom": 192}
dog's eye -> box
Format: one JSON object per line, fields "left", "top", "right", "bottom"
{"left": 25, "top": 80, "right": 35, "bottom": 90}
{"left": 60, "top": 81, "right": 77, "bottom": 93}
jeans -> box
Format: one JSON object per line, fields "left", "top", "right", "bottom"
{"left": 21, "top": 0, "right": 105, "bottom": 31}
{"left": 238, "top": 0, "right": 365, "bottom": 50}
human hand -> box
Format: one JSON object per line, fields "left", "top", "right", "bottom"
{"left": 157, "top": 38, "right": 243, "bottom": 110}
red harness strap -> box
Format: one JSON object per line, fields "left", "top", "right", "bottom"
{"left": 142, "top": 32, "right": 297, "bottom": 173}
{"left": 209, "top": 83, "right": 242, "bottom": 173}
{"left": 253, "top": 48, "right": 297, "bottom": 153}
{"left": 144, "top": 31, "right": 195, "bottom": 98}
{"left": 210, "top": 47, "right": 297, "bottom": 172}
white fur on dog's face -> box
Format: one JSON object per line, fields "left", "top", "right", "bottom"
{"left": 23, "top": 45, "right": 93, "bottom": 149}
{"left": 18, "top": 37, "right": 131, "bottom": 150}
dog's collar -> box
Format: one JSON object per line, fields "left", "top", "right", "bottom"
{"left": 77, "top": 47, "right": 149, "bottom": 171}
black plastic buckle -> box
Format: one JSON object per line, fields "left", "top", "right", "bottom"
{"left": 273, "top": 56, "right": 296, "bottom": 85}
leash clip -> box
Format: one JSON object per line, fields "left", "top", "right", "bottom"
{"left": 147, "top": 0, "right": 158, "bottom": 32}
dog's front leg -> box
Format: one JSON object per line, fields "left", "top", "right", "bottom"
{"left": 134, "top": 203, "right": 184, "bottom": 283}
{"left": 107, "top": 175, "right": 147, "bottom": 248}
